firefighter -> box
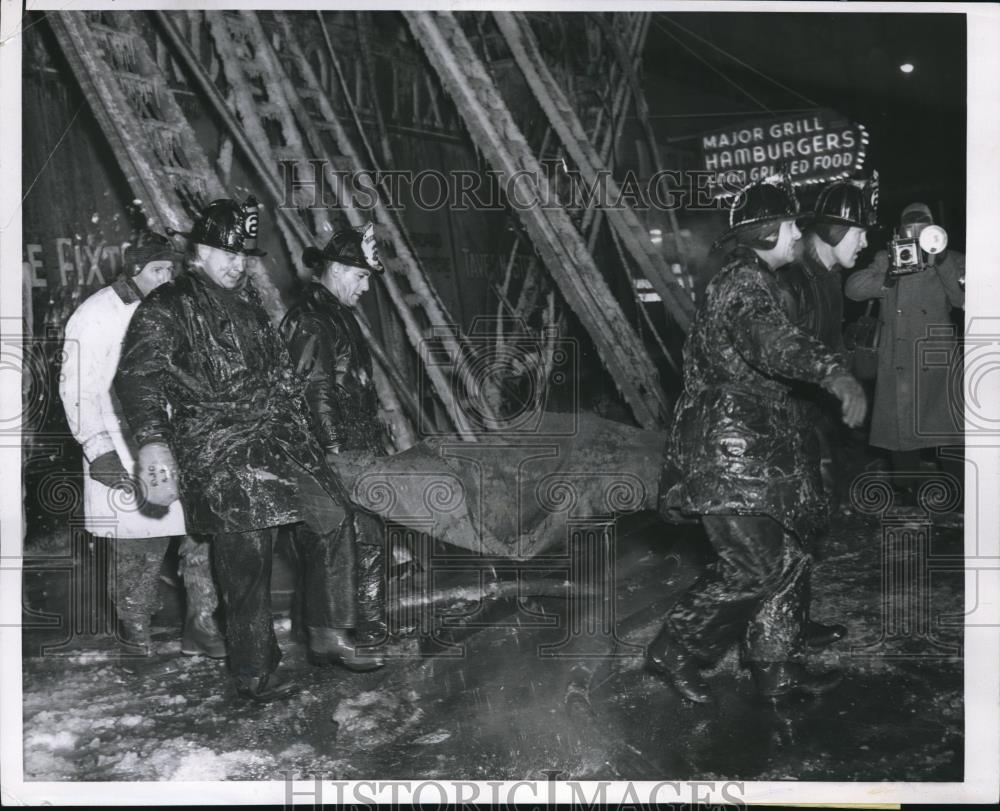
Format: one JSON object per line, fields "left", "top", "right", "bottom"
{"left": 59, "top": 228, "right": 224, "bottom": 659}
{"left": 652, "top": 174, "right": 866, "bottom": 703}
{"left": 280, "top": 223, "right": 390, "bottom": 649}
{"left": 783, "top": 177, "right": 878, "bottom": 353}
{"left": 774, "top": 175, "right": 881, "bottom": 645}
{"left": 115, "top": 198, "right": 379, "bottom": 703}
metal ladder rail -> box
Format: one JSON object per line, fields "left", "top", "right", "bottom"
{"left": 475, "top": 13, "right": 659, "bottom": 355}
{"left": 583, "top": 13, "right": 650, "bottom": 241}
{"left": 494, "top": 11, "right": 694, "bottom": 331}
{"left": 404, "top": 11, "right": 670, "bottom": 430}
{"left": 47, "top": 13, "right": 194, "bottom": 234}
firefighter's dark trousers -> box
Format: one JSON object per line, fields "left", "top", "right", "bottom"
{"left": 288, "top": 511, "right": 387, "bottom": 643}
{"left": 211, "top": 520, "right": 363, "bottom": 679}
{"left": 664, "top": 514, "right": 811, "bottom": 665}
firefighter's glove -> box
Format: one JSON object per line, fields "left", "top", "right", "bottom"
{"left": 824, "top": 374, "right": 867, "bottom": 429}
{"left": 88, "top": 451, "right": 132, "bottom": 490}
{"left": 137, "top": 442, "right": 181, "bottom": 507}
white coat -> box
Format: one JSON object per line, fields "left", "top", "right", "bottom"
{"left": 59, "top": 278, "right": 186, "bottom": 539}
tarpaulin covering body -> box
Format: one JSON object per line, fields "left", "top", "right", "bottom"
{"left": 334, "top": 413, "right": 665, "bottom": 558}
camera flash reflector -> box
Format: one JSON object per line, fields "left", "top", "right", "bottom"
{"left": 919, "top": 224, "right": 948, "bottom": 255}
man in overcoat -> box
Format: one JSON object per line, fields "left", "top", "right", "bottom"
{"left": 845, "top": 202, "right": 964, "bottom": 474}
{"left": 652, "top": 174, "right": 867, "bottom": 703}
{"left": 115, "top": 197, "right": 376, "bottom": 702}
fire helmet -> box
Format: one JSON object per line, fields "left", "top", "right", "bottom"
{"left": 714, "top": 173, "right": 800, "bottom": 248}
{"left": 805, "top": 173, "right": 879, "bottom": 230}
{"left": 302, "top": 222, "right": 384, "bottom": 274}
{"left": 123, "top": 230, "right": 178, "bottom": 277}
{"left": 170, "top": 196, "right": 266, "bottom": 256}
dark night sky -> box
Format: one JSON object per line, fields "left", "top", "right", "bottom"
{"left": 642, "top": 11, "right": 967, "bottom": 246}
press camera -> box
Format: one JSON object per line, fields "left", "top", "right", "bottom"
{"left": 888, "top": 222, "right": 948, "bottom": 276}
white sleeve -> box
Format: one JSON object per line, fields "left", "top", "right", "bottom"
{"left": 59, "top": 298, "right": 117, "bottom": 462}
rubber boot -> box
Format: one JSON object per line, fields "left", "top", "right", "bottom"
{"left": 307, "top": 626, "right": 385, "bottom": 672}
{"left": 235, "top": 668, "right": 299, "bottom": 703}
{"left": 804, "top": 619, "right": 847, "bottom": 649}
{"left": 355, "top": 521, "right": 388, "bottom": 646}
{"left": 750, "top": 661, "right": 843, "bottom": 699}
{"left": 645, "top": 624, "right": 712, "bottom": 704}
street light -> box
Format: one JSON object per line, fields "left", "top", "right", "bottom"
{"left": 900, "top": 63, "right": 915, "bottom": 74}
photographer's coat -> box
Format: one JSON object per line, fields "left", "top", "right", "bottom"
{"left": 845, "top": 250, "right": 965, "bottom": 450}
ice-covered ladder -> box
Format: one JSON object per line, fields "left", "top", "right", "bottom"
{"left": 475, "top": 14, "right": 659, "bottom": 321}
{"left": 493, "top": 12, "right": 695, "bottom": 331}
{"left": 46, "top": 11, "right": 290, "bottom": 322}
{"left": 405, "top": 11, "right": 670, "bottom": 429}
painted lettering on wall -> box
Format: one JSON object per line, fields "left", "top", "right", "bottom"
{"left": 22, "top": 238, "right": 131, "bottom": 289}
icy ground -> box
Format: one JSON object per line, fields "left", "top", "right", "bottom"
{"left": 20, "top": 509, "right": 964, "bottom": 782}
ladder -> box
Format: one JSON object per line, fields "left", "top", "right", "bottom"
{"left": 46, "top": 11, "right": 285, "bottom": 323}
{"left": 472, "top": 12, "right": 686, "bottom": 377}
{"left": 404, "top": 11, "right": 671, "bottom": 430}
{"left": 493, "top": 11, "right": 695, "bottom": 331}
{"left": 491, "top": 17, "right": 662, "bottom": 296}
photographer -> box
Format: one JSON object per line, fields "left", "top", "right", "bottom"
{"left": 844, "top": 203, "right": 964, "bottom": 481}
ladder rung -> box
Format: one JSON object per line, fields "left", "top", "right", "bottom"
{"left": 274, "top": 148, "right": 306, "bottom": 163}
{"left": 113, "top": 69, "right": 164, "bottom": 92}
{"left": 142, "top": 118, "right": 185, "bottom": 135}
{"left": 161, "top": 165, "right": 205, "bottom": 182}
{"left": 87, "top": 21, "right": 140, "bottom": 41}
{"left": 257, "top": 102, "right": 284, "bottom": 120}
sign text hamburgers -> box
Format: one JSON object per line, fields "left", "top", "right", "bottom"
{"left": 700, "top": 108, "right": 868, "bottom": 195}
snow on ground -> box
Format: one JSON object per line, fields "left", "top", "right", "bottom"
{"left": 20, "top": 509, "right": 965, "bottom": 782}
